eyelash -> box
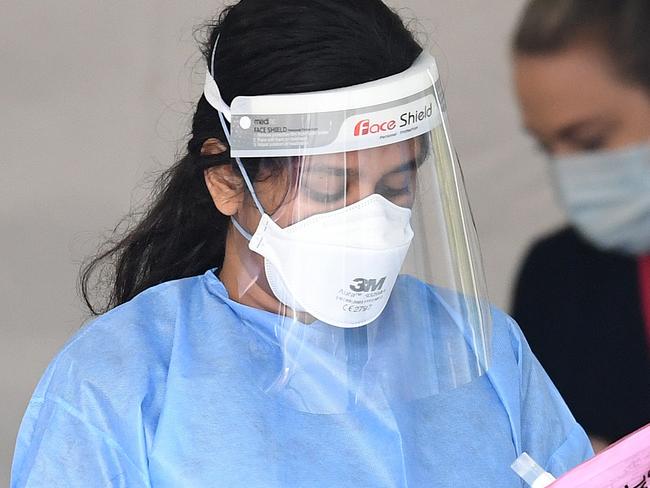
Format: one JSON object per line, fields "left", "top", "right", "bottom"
{"left": 308, "top": 188, "right": 346, "bottom": 202}
{"left": 580, "top": 137, "right": 606, "bottom": 151}
{"left": 307, "top": 183, "right": 412, "bottom": 203}
{"left": 377, "top": 184, "right": 411, "bottom": 199}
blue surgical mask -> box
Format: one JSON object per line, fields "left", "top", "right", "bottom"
{"left": 550, "top": 143, "right": 650, "bottom": 255}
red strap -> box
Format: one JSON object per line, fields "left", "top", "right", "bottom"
{"left": 638, "top": 255, "right": 650, "bottom": 351}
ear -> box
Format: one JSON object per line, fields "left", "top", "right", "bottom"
{"left": 204, "top": 165, "right": 245, "bottom": 216}
{"left": 201, "top": 139, "right": 244, "bottom": 216}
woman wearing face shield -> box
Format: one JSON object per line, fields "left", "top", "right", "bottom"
{"left": 511, "top": 0, "right": 650, "bottom": 452}
{"left": 11, "top": 1, "right": 592, "bottom": 486}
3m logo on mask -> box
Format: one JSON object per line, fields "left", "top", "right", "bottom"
{"left": 349, "top": 277, "right": 387, "bottom": 293}
{"left": 352, "top": 103, "right": 433, "bottom": 137}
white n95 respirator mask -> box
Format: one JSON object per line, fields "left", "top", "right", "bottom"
{"left": 233, "top": 193, "right": 414, "bottom": 328}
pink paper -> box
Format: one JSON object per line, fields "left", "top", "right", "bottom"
{"left": 551, "top": 423, "right": 650, "bottom": 488}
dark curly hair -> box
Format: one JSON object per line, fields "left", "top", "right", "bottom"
{"left": 81, "top": 0, "right": 423, "bottom": 314}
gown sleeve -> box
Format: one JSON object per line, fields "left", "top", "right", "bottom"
{"left": 506, "top": 315, "right": 594, "bottom": 478}
{"left": 10, "top": 317, "right": 155, "bottom": 488}
{"left": 11, "top": 395, "right": 150, "bottom": 488}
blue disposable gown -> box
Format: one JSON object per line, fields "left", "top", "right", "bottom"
{"left": 12, "top": 270, "right": 593, "bottom": 487}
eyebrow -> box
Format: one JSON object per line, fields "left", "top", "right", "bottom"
{"left": 387, "top": 159, "right": 418, "bottom": 175}
{"left": 557, "top": 119, "right": 608, "bottom": 140}
{"left": 527, "top": 117, "right": 614, "bottom": 148}
{"left": 307, "top": 158, "right": 418, "bottom": 177}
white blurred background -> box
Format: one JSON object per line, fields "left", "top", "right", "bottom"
{"left": 0, "top": 0, "right": 565, "bottom": 482}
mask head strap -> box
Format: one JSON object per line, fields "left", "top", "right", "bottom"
{"left": 230, "top": 215, "right": 254, "bottom": 241}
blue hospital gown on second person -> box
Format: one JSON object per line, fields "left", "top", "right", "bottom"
{"left": 11, "top": 270, "right": 593, "bottom": 487}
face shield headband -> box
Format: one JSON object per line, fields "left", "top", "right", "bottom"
{"left": 204, "top": 36, "right": 441, "bottom": 206}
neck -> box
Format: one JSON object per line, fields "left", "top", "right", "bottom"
{"left": 218, "top": 225, "right": 282, "bottom": 313}
{"left": 219, "top": 225, "right": 317, "bottom": 323}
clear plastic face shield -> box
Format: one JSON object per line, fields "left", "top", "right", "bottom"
{"left": 205, "top": 48, "right": 493, "bottom": 414}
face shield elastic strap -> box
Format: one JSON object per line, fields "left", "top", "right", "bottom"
{"left": 207, "top": 35, "right": 266, "bottom": 239}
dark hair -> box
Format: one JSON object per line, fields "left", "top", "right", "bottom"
{"left": 513, "top": 0, "right": 650, "bottom": 91}
{"left": 81, "top": 0, "right": 423, "bottom": 315}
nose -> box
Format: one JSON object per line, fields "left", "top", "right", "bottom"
{"left": 344, "top": 179, "right": 378, "bottom": 206}
{"left": 551, "top": 142, "right": 580, "bottom": 157}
